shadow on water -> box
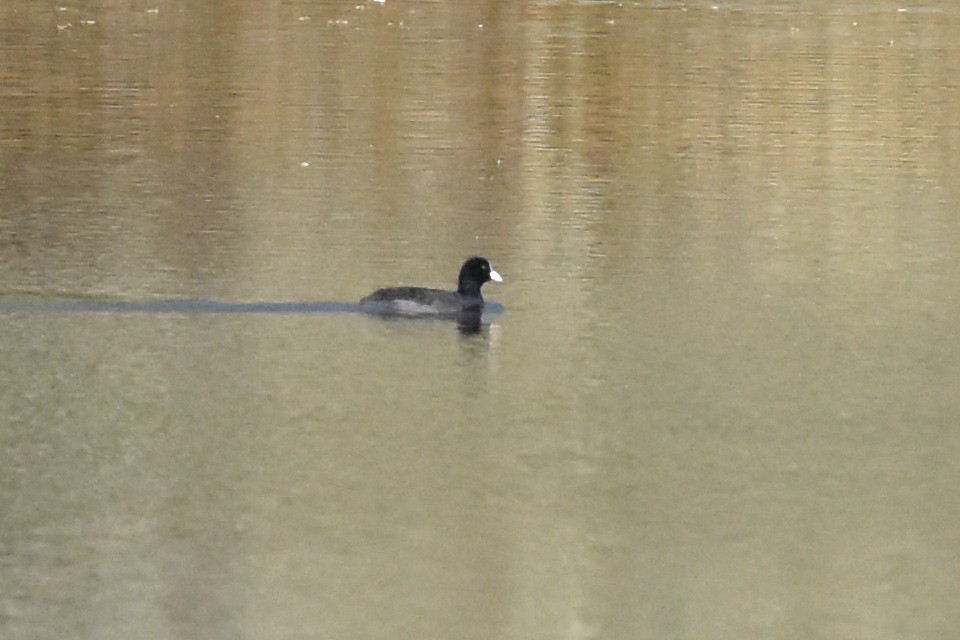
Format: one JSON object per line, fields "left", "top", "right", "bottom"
{"left": 0, "top": 294, "right": 505, "bottom": 334}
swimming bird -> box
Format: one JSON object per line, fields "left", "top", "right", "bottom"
{"left": 359, "top": 256, "right": 503, "bottom": 317}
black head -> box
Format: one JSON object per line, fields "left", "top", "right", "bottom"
{"left": 457, "top": 256, "right": 503, "bottom": 296}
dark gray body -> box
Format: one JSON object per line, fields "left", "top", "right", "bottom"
{"left": 359, "top": 287, "right": 483, "bottom": 317}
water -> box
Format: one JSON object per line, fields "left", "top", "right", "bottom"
{"left": 3, "top": 2, "right": 960, "bottom": 638}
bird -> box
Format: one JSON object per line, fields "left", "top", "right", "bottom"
{"left": 359, "top": 256, "right": 503, "bottom": 317}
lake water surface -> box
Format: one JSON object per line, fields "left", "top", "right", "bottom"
{"left": 3, "top": 2, "right": 960, "bottom": 639}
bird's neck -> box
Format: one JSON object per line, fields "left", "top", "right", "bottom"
{"left": 458, "top": 281, "right": 483, "bottom": 298}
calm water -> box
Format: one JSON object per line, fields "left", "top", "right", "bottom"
{"left": 3, "top": 1, "right": 960, "bottom": 638}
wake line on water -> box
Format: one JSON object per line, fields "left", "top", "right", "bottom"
{"left": 0, "top": 295, "right": 505, "bottom": 316}
{"left": 0, "top": 296, "right": 368, "bottom": 315}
